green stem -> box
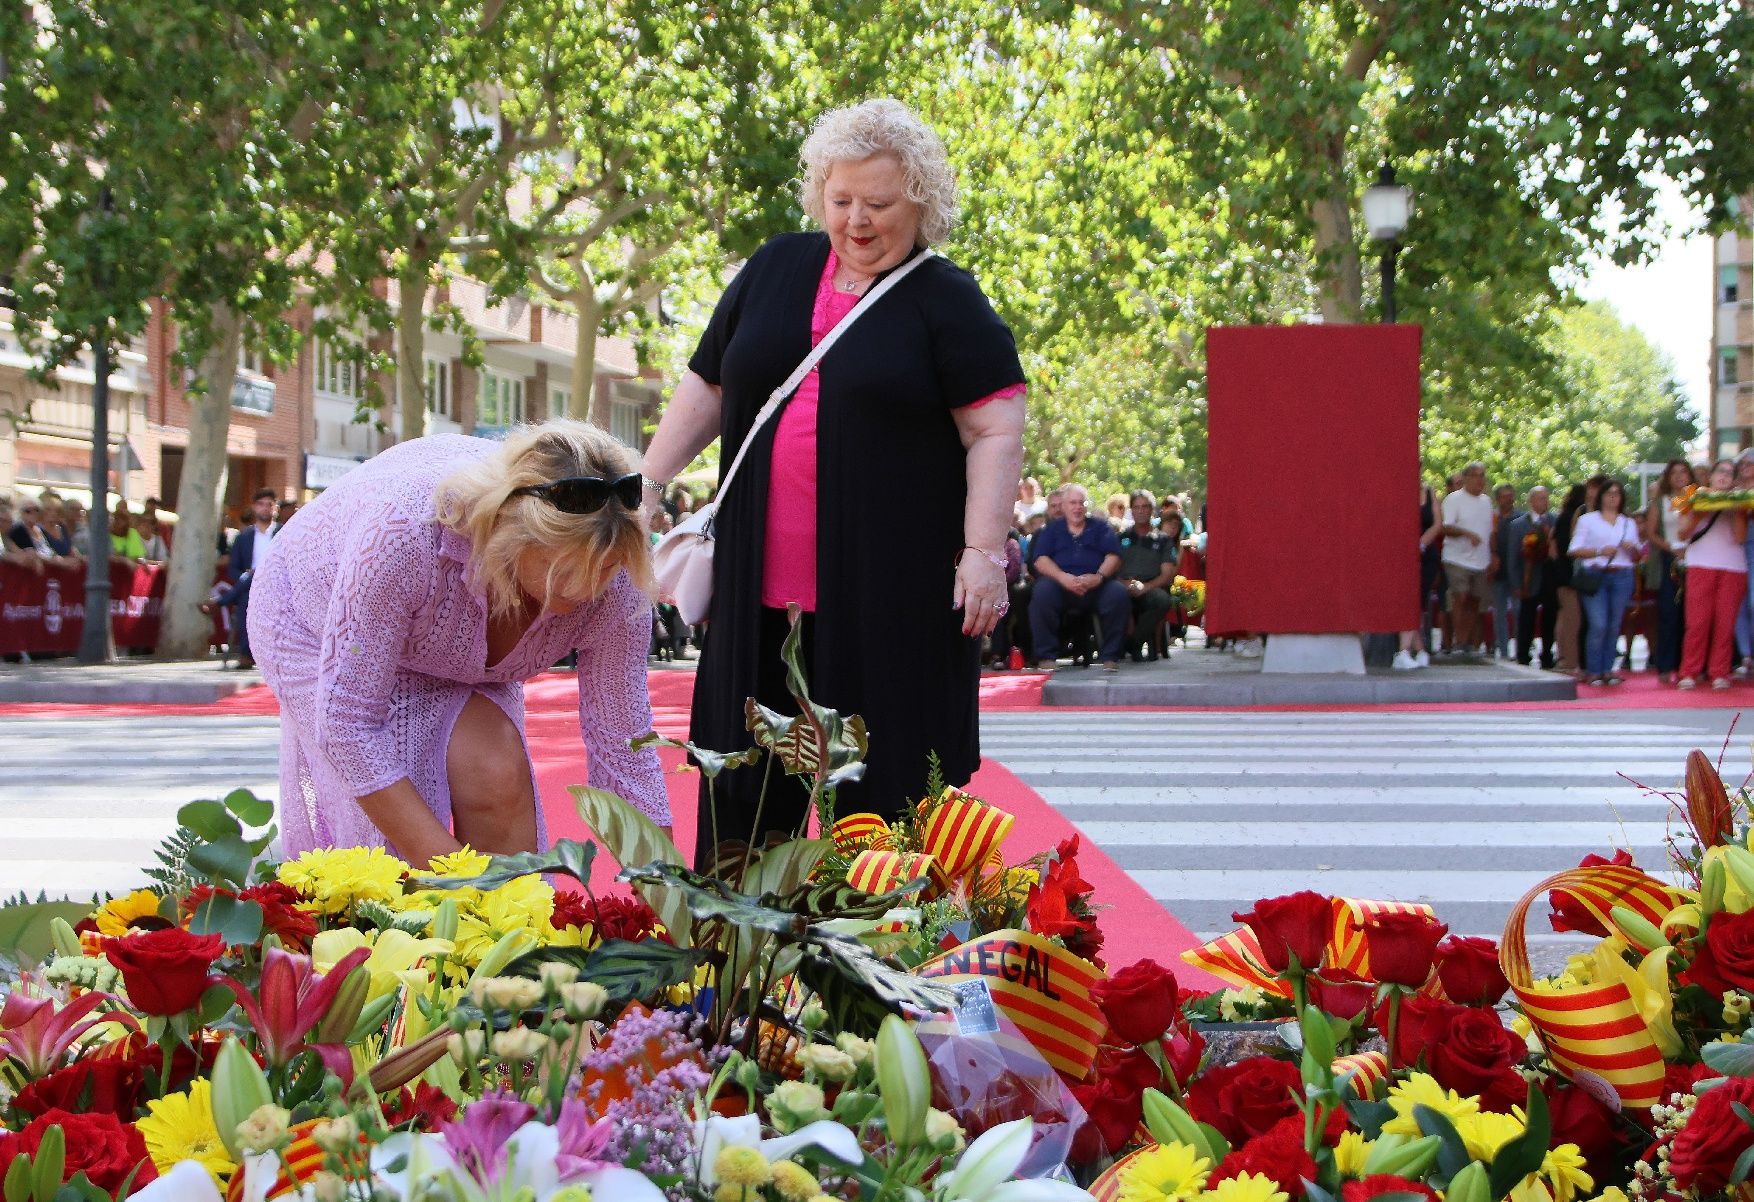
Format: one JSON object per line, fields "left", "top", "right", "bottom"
{"left": 1385, "top": 989, "right": 1404, "bottom": 1068}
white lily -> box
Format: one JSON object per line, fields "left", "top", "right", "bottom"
{"left": 936, "top": 1119, "right": 1097, "bottom": 1202}
{"left": 693, "top": 1112, "right": 865, "bottom": 1186}
{"left": 126, "top": 1161, "right": 224, "bottom": 1202}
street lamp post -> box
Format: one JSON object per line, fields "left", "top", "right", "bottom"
{"left": 1362, "top": 164, "right": 1414, "bottom": 323}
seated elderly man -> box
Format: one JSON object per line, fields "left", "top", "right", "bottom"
{"left": 1117, "top": 490, "right": 1176, "bottom": 661}
{"left": 1029, "top": 483, "right": 1130, "bottom": 673}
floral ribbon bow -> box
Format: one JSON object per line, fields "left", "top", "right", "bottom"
{"left": 830, "top": 788, "right": 1016, "bottom": 904}
{"left": 1182, "top": 896, "right": 1439, "bottom": 996}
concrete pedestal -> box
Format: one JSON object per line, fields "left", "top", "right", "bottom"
{"left": 1261, "top": 633, "right": 1365, "bottom": 675}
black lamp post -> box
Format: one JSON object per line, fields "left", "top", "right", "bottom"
{"left": 1362, "top": 164, "right": 1414, "bottom": 323}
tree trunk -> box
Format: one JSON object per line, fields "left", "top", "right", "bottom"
{"left": 158, "top": 304, "right": 242, "bottom": 660}
{"left": 1310, "top": 142, "right": 1364, "bottom": 323}
{"left": 397, "top": 268, "right": 430, "bottom": 440}
{"left": 574, "top": 285, "right": 603, "bottom": 428}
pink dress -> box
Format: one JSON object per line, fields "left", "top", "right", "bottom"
{"left": 763, "top": 250, "right": 1026, "bottom": 610}
{"left": 248, "top": 434, "right": 668, "bottom": 856}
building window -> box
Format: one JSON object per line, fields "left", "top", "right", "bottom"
{"left": 238, "top": 341, "right": 265, "bottom": 376}
{"left": 1724, "top": 350, "right": 1741, "bottom": 388}
{"left": 610, "top": 397, "right": 642, "bottom": 448}
{"left": 425, "top": 358, "right": 452, "bottom": 419}
{"left": 1724, "top": 266, "right": 1741, "bottom": 306}
{"left": 549, "top": 385, "right": 571, "bottom": 418}
{"left": 314, "top": 339, "right": 363, "bottom": 401}
{"left": 477, "top": 369, "right": 524, "bottom": 429}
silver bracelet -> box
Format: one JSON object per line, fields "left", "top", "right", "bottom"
{"left": 960, "top": 545, "right": 1007, "bottom": 570}
{"left": 642, "top": 475, "right": 669, "bottom": 494}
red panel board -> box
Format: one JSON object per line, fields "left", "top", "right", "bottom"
{"left": 1204, "top": 324, "right": 1423, "bottom": 635}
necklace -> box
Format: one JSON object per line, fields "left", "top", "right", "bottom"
{"left": 837, "top": 273, "right": 871, "bottom": 294}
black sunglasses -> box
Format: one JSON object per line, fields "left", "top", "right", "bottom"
{"left": 511, "top": 473, "right": 643, "bottom": 515}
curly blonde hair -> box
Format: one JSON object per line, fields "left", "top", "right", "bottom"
{"left": 798, "top": 99, "right": 958, "bottom": 246}
{"left": 434, "top": 419, "right": 652, "bottom": 619}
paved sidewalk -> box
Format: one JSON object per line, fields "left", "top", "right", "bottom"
{"left": 0, "top": 658, "right": 259, "bottom": 704}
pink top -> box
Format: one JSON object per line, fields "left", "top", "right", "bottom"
{"left": 762, "top": 251, "right": 1026, "bottom": 610}
{"left": 248, "top": 434, "right": 668, "bottom": 855}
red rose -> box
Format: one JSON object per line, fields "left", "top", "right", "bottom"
{"left": 1375, "top": 994, "right": 1457, "bottom": 1069}
{"left": 1671, "top": 1074, "right": 1754, "bottom": 1190}
{"left": 1427, "top": 1006, "right": 1528, "bottom": 1113}
{"left": 1068, "top": 1074, "right": 1145, "bottom": 1163}
{"left": 1028, "top": 841, "right": 1105, "bottom": 964}
{"left": 1309, "top": 969, "right": 1376, "bottom": 1020}
{"left": 1550, "top": 850, "right": 1635, "bottom": 935}
{"left": 1093, "top": 1044, "right": 1163, "bottom": 1097}
{"left": 1682, "top": 909, "right": 1754, "bottom": 996}
{"left": 1542, "top": 1080, "right": 1623, "bottom": 1180}
{"left": 103, "top": 927, "right": 225, "bottom": 1016}
{"left": 1162, "top": 1020, "right": 1206, "bottom": 1091}
{"left": 1185, "top": 1056, "right": 1303, "bottom": 1147}
{"left": 10, "top": 1056, "right": 149, "bottom": 1120}
{"left": 1092, "top": 959, "right": 1181, "bottom": 1046}
{"left": 1434, "top": 935, "right": 1510, "bottom": 1006}
{"left": 0, "top": 1109, "right": 156, "bottom": 1194}
{"left": 1364, "top": 912, "right": 1448, "bottom": 988}
{"left": 1343, "top": 1177, "right": 1439, "bottom": 1202}
{"left": 1209, "top": 1116, "right": 1316, "bottom": 1195}
{"left": 1233, "top": 892, "right": 1331, "bottom": 974}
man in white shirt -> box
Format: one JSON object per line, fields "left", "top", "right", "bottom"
{"left": 1440, "top": 462, "right": 1495, "bottom": 656}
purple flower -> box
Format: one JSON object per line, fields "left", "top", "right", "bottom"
{"left": 441, "top": 1091, "right": 537, "bottom": 1184}
{"left": 556, "top": 1097, "right": 617, "bottom": 1179}
{"left": 580, "top": 1007, "right": 713, "bottom": 1176}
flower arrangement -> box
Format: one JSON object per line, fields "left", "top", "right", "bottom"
{"left": 1676, "top": 485, "right": 1754, "bottom": 513}
{"left": 1169, "top": 578, "right": 1206, "bottom": 612}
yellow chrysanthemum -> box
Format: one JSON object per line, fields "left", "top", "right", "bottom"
{"left": 137, "top": 1079, "right": 236, "bottom": 1186}
{"left": 1217, "top": 986, "right": 1266, "bottom": 1022}
{"left": 1383, "top": 1073, "right": 1480, "bottom": 1137}
{"left": 714, "top": 1145, "right": 772, "bottom": 1188}
{"left": 770, "top": 1161, "right": 819, "bottom": 1202}
{"left": 1117, "top": 1142, "right": 1211, "bottom": 1202}
{"left": 1333, "top": 1131, "right": 1373, "bottom": 1178}
{"left": 427, "top": 847, "right": 493, "bottom": 877}
{"left": 1453, "top": 1109, "right": 1525, "bottom": 1162}
{"left": 449, "top": 875, "right": 556, "bottom": 965}
{"left": 1541, "top": 1144, "right": 1594, "bottom": 1202}
{"left": 1583, "top": 1189, "right": 1629, "bottom": 1202}
{"left": 278, "top": 847, "right": 409, "bottom": 914}
{"left": 1200, "top": 1173, "right": 1288, "bottom": 1202}
{"left": 93, "top": 889, "right": 166, "bottom": 937}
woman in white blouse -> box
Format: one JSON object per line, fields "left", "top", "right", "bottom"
{"left": 1568, "top": 479, "right": 1644, "bottom": 686}
{"left": 1676, "top": 459, "right": 1749, "bottom": 690}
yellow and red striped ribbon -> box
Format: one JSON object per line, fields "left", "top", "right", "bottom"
{"left": 845, "top": 849, "right": 949, "bottom": 903}
{"left": 917, "top": 928, "right": 1107, "bottom": 1078}
{"left": 1330, "top": 897, "right": 1436, "bottom": 978}
{"left": 830, "top": 812, "right": 896, "bottom": 852}
{"left": 225, "top": 1119, "right": 342, "bottom": 1201}
{"left": 1333, "top": 1049, "right": 1391, "bottom": 1099}
{"left": 1184, "top": 896, "right": 1440, "bottom": 995}
{"left": 1502, "top": 866, "right": 1687, "bottom": 1110}
{"left": 1181, "top": 926, "right": 1293, "bottom": 996}
{"left": 1090, "top": 1145, "right": 1152, "bottom": 1202}
{"left": 919, "top": 789, "right": 1015, "bottom": 880}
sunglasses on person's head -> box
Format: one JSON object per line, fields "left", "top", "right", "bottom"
{"left": 510, "top": 473, "right": 643, "bottom": 515}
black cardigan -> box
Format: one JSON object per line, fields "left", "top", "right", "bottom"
{"left": 687, "top": 232, "right": 1026, "bottom": 818}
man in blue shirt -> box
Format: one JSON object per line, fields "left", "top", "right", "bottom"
{"left": 1028, "top": 484, "right": 1130, "bottom": 672}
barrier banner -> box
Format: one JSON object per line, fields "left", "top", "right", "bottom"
{"left": 0, "top": 561, "right": 166, "bottom": 653}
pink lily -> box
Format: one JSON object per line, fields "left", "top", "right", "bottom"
{"left": 0, "top": 990, "right": 131, "bottom": 1080}
{"left": 220, "top": 945, "right": 371, "bottom": 1080}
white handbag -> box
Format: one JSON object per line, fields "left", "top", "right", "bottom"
{"left": 652, "top": 249, "right": 934, "bottom": 626}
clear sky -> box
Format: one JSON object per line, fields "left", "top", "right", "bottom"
{"left": 1573, "top": 181, "right": 1713, "bottom": 422}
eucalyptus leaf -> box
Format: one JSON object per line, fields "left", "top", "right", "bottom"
{"left": 1704, "top": 1040, "right": 1754, "bottom": 1077}
{"left": 176, "top": 799, "right": 241, "bottom": 842}
{"left": 222, "top": 788, "right": 275, "bottom": 827}
{"left": 188, "top": 892, "right": 263, "bottom": 947}
{"left": 187, "top": 833, "right": 256, "bottom": 887}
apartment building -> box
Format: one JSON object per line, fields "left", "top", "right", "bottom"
{"left": 0, "top": 277, "right": 662, "bottom": 522}
{"left": 1712, "top": 194, "right": 1754, "bottom": 456}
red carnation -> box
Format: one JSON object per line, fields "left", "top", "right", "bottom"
{"left": 1671, "top": 1074, "right": 1754, "bottom": 1190}
{"left": 1092, "top": 959, "right": 1181, "bottom": 1046}
{"left": 1364, "top": 912, "right": 1447, "bottom": 988}
{"left": 1209, "top": 1116, "right": 1316, "bottom": 1195}
{"left": 1435, "top": 935, "right": 1510, "bottom": 1006}
{"left": 0, "top": 1109, "right": 156, "bottom": 1194}
{"left": 1343, "top": 1177, "right": 1439, "bottom": 1202}
{"left": 1185, "top": 1056, "right": 1303, "bottom": 1147}
{"left": 185, "top": 882, "right": 317, "bottom": 952}
{"left": 1233, "top": 891, "right": 1330, "bottom": 974}
{"left": 104, "top": 927, "right": 224, "bottom": 1016}
{"left": 1550, "top": 850, "right": 1635, "bottom": 935}
{"left": 383, "top": 1081, "right": 460, "bottom": 1131}
{"left": 586, "top": 894, "right": 667, "bottom": 943}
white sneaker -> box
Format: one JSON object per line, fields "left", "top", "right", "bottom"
{"left": 1413, "top": 650, "right": 1431, "bottom": 668}
{"left": 1392, "top": 650, "right": 1418, "bottom": 671}
{"left": 1235, "top": 638, "right": 1263, "bottom": 659}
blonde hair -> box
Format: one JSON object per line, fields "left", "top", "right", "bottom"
{"left": 798, "top": 99, "right": 958, "bottom": 246}
{"left": 434, "top": 419, "right": 652, "bottom": 619}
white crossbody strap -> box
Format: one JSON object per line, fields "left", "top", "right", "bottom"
{"left": 712, "top": 248, "right": 935, "bottom": 500}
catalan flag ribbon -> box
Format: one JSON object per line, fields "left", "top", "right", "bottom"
{"left": 833, "top": 789, "right": 1015, "bottom": 887}
{"left": 226, "top": 1118, "right": 350, "bottom": 1201}
{"left": 846, "top": 849, "right": 949, "bottom": 902}
{"left": 830, "top": 812, "right": 897, "bottom": 852}
{"left": 1502, "top": 865, "right": 1690, "bottom": 1110}
{"left": 1089, "top": 1146, "right": 1152, "bottom": 1202}
{"left": 1183, "top": 896, "right": 1441, "bottom": 995}
{"left": 1333, "top": 1049, "right": 1391, "bottom": 1099}
{"left": 1181, "top": 926, "right": 1293, "bottom": 997}
{"left": 917, "top": 928, "right": 1107, "bottom": 1078}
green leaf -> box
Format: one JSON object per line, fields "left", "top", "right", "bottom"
{"left": 1731, "top": 1138, "right": 1754, "bottom": 1186}
{"left": 571, "top": 786, "right": 690, "bottom": 948}
{"left": 188, "top": 893, "right": 262, "bottom": 948}
{"left": 504, "top": 939, "right": 716, "bottom": 1007}
{"left": 1704, "top": 1040, "right": 1754, "bottom": 1077}
{"left": 222, "top": 788, "right": 274, "bottom": 827}
{"left": 795, "top": 928, "right": 960, "bottom": 1035}
{"left": 176, "top": 799, "right": 241, "bottom": 841}
{"left": 1413, "top": 1105, "right": 1472, "bottom": 1184}
{"left": 409, "top": 839, "right": 595, "bottom": 892}
{"left": 0, "top": 899, "right": 92, "bottom": 963}
{"left": 187, "top": 833, "right": 256, "bottom": 886}
{"left": 1487, "top": 1084, "right": 1550, "bottom": 1197}
{"left": 630, "top": 731, "right": 763, "bottom": 779}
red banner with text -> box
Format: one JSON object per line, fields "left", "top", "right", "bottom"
{"left": 0, "top": 561, "right": 167, "bottom": 654}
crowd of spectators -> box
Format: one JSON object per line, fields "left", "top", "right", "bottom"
{"left": 1408, "top": 456, "right": 1754, "bottom": 689}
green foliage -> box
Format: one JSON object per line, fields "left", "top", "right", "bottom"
{"left": 409, "top": 840, "right": 596, "bottom": 893}
{"left": 504, "top": 939, "right": 716, "bottom": 1009}
{"left": 0, "top": 899, "right": 96, "bottom": 967}
{"left": 570, "top": 786, "right": 690, "bottom": 948}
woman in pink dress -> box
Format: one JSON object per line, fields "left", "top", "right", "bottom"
{"left": 248, "top": 420, "right": 669, "bottom": 865}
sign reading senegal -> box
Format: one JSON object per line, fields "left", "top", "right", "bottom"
{"left": 917, "top": 928, "right": 1105, "bottom": 1078}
